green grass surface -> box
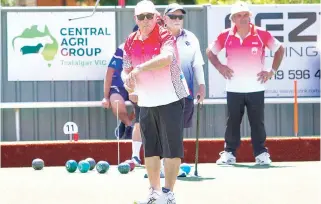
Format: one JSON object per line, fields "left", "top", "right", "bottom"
{"left": 1, "top": 162, "right": 320, "bottom": 204}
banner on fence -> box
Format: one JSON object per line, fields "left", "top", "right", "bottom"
{"left": 207, "top": 5, "right": 320, "bottom": 98}
{"left": 7, "top": 12, "right": 116, "bottom": 81}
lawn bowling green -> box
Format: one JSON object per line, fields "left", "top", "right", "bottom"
{"left": 1, "top": 162, "right": 320, "bottom": 204}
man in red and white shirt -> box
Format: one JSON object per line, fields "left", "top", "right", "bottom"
{"left": 206, "top": 1, "right": 284, "bottom": 165}
{"left": 122, "top": 1, "right": 189, "bottom": 203}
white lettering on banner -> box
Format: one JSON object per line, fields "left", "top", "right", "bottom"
{"left": 7, "top": 12, "right": 116, "bottom": 81}
{"left": 207, "top": 5, "right": 320, "bottom": 98}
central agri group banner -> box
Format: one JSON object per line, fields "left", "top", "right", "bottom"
{"left": 207, "top": 4, "right": 320, "bottom": 98}
{"left": 7, "top": 12, "right": 116, "bottom": 81}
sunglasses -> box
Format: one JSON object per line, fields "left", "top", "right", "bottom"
{"left": 167, "top": 14, "right": 184, "bottom": 20}
{"left": 136, "top": 13, "right": 154, "bottom": 21}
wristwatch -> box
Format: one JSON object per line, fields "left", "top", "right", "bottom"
{"left": 271, "top": 69, "right": 276, "bottom": 75}
{"left": 269, "top": 69, "right": 276, "bottom": 79}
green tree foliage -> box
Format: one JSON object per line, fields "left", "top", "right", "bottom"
{"left": 1, "top": 0, "right": 16, "bottom": 6}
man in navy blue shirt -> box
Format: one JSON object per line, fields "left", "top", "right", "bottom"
{"left": 102, "top": 25, "right": 142, "bottom": 165}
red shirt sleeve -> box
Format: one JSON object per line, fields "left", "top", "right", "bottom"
{"left": 209, "top": 31, "right": 229, "bottom": 55}
{"left": 258, "top": 29, "right": 282, "bottom": 53}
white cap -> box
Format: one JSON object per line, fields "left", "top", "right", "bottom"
{"left": 229, "top": 1, "right": 251, "bottom": 20}
{"left": 135, "top": 0, "right": 158, "bottom": 16}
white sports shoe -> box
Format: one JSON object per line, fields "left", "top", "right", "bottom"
{"left": 156, "top": 191, "right": 176, "bottom": 204}
{"left": 134, "top": 187, "right": 161, "bottom": 204}
{"left": 255, "top": 152, "right": 272, "bottom": 165}
{"left": 216, "top": 151, "right": 236, "bottom": 165}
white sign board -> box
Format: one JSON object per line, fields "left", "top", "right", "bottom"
{"left": 63, "top": 121, "right": 78, "bottom": 135}
{"left": 7, "top": 12, "right": 116, "bottom": 81}
{"left": 207, "top": 5, "right": 320, "bottom": 98}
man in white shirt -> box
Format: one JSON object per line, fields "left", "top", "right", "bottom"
{"left": 206, "top": 1, "right": 284, "bottom": 165}
{"left": 164, "top": 3, "right": 206, "bottom": 127}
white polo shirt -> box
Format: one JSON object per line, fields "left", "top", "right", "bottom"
{"left": 176, "top": 29, "right": 205, "bottom": 99}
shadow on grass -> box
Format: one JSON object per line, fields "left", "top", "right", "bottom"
{"left": 177, "top": 176, "right": 216, "bottom": 182}
{"left": 219, "top": 163, "right": 294, "bottom": 169}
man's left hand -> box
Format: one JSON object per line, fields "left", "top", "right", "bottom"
{"left": 129, "top": 67, "right": 141, "bottom": 79}
{"left": 196, "top": 84, "right": 206, "bottom": 103}
{"left": 257, "top": 70, "right": 274, "bottom": 83}
{"left": 127, "top": 66, "right": 141, "bottom": 84}
{"left": 124, "top": 67, "right": 141, "bottom": 91}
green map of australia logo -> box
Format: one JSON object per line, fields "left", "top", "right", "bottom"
{"left": 12, "top": 25, "right": 58, "bottom": 67}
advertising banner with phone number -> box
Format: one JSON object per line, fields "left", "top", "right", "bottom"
{"left": 207, "top": 4, "right": 320, "bottom": 98}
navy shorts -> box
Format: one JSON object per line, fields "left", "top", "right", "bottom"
{"left": 109, "top": 86, "right": 129, "bottom": 101}
{"left": 184, "top": 98, "right": 194, "bottom": 128}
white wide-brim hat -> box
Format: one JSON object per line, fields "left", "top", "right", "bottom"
{"left": 229, "top": 1, "right": 252, "bottom": 20}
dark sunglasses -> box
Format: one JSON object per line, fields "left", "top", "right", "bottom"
{"left": 167, "top": 14, "right": 184, "bottom": 20}
{"left": 136, "top": 13, "right": 154, "bottom": 21}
